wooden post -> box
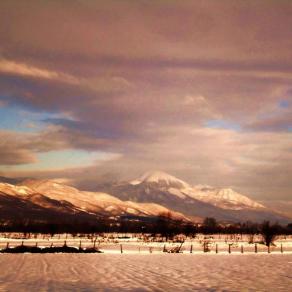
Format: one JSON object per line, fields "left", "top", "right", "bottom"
{"left": 64, "top": 240, "right": 67, "bottom": 247}
{"left": 149, "top": 247, "right": 152, "bottom": 254}
{"left": 190, "top": 244, "right": 193, "bottom": 254}
{"left": 228, "top": 244, "right": 231, "bottom": 254}
{"left": 79, "top": 240, "right": 82, "bottom": 249}
{"left": 241, "top": 245, "right": 244, "bottom": 254}
{"left": 120, "top": 244, "right": 123, "bottom": 254}
{"left": 268, "top": 245, "right": 270, "bottom": 253}
{"left": 35, "top": 242, "right": 38, "bottom": 247}
{"left": 281, "top": 244, "right": 283, "bottom": 253}
{"left": 215, "top": 244, "right": 218, "bottom": 254}
{"left": 163, "top": 244, "right": 166, "bottom": 253}
{"left": 255, "top": 243, "right": 257, "bottom": 253}
{"left": 6, "top": 242, "right": 9, "bottom": 249}
{"left": 51, "top": 242, "right": 53, "bottom": 248}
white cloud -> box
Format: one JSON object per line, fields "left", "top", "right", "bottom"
{"left": 0, "top": 58, "right": 132, "bottom": 93}
{"left": 0, "top": 58, "right": 79, "bottom": 84}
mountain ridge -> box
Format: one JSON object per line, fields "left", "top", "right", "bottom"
{"left": 100, "top": 170, "right": 290, "bottom": 223}
{"left": 0, "top": 171, "right": 290, "bottom": 224}
{"left": 0, "top": 180, "right": 189, "bottom": 224}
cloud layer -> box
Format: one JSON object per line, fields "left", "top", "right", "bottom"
{"left": 0, "top": 1, "right": 292, "bottom": 201}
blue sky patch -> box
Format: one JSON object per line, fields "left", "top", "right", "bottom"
{"left": 0, "top": 102, "right": 69, "bottom": 133}
{"left": 205, "top": 119, "right": 241, "bottom": 131}
{"left": 278, "top": 100, "right": 289, "bottom": 108}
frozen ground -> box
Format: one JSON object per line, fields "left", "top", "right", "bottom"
{"left": 1, "top": 233, "right": 292, "bottom": 254}
{"left": 0, "top": 254, "right": 291, "bottom": 291}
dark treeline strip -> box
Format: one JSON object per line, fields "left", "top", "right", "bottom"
{"left": 1, "top": 214, "right": 292, "bottom": 240}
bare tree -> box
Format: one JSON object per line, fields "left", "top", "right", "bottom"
{"left": 260, "top": 221, "right": 279, "bottom": 247}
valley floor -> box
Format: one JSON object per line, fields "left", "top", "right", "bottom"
{"left": 1, "top": 233, "right": 292, "bottom": 254}
{"left": 0, "top": 253, "right": 291, "bottom": 291}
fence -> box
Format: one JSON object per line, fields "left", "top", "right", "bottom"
{"left": 0, "top": 239, "right": 292, "bottom": 254}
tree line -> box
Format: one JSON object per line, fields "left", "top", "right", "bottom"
{"left": 0, "top": 212, "right": 291, "bottom": 246}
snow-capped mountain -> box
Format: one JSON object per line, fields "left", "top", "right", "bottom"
{"left": 130, "top": 171, "right": 190, "bottom": 189}
{"left": 128, "top": 171, "right": 264, "bottom": 211}
{"left": 0, "top": 180, "right": 188, "bottom": 223}
{"left": 0, "top": 171, "right": 290, "bottom": 224}
{"left": 185, "top": 186, "right": 265, "bottom": 210}
{"left": 101, "top": 171, "right": 290, "bottom": 223}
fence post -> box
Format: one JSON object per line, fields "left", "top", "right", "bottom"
{"left": 255, "top": 243, "right": 257, "bottom": 253}
{"left": 268, "top": 245, "right": 270, "bottom": 253}
{"left": 79, "top": 240, "right": 82, "bottom": 249}
{"left": 190, "top": 244, "right": 193, "bottom": 254}
{"left": 120, "top": 244, "right": 123, "bottom": 254}
{"left": 241, "top": 245, "right": 244, "bottom": 254}
{"left": 149, "top": 247, "right": 152, "bottom": 254}
{"left": 228, "top": 244, "right": 231, "bottom": 254}
{"left": 216, "top": 244, "right": 218, "bottom": 254}
{"left": 6, "top": 242, "right": 9, "bottom": 249}
{"left": 281, "top": 244, "right": 283, "bottom": 253}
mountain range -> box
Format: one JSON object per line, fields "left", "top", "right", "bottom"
{"left": 0, "top": 171, "right": 290, "bottom": 225}
{"left": 100, "top": 171, "right": 290, "bottom": 223}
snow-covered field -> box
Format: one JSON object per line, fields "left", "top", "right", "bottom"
{"left": 0, "top": 254, "right": 291, "bottom": 291}
{"left": 1, "top": 234, "right": 292, "bottom": 290}
{"left": 1, "top": 233, "right": 292, "bottom": 254}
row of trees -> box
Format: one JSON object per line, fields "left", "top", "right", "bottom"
{"left": 153, "top": 214, "right": 292, "bottom": 246}
{"left": 0, "top": 213, "right": 291, "bottom": 247}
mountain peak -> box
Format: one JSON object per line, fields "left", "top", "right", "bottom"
{"left": 215, "top": 188, "right": 265, "bottom": 209}
{"left": 130, "top": 170, "right": 190, "bottom": 189}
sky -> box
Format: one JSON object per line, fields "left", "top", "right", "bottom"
{"left": 0, "top": 0, "right": 292, "bottom": 203}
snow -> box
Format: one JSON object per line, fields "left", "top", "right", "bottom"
{"left": 0, "top": 254, "right": 291, "bottom": 291}
{"left": 168, "top": 188, "right": 187, "bottom": 199}
{"left": 1, "top": 233, "right": 292, "bottom": 254}
{"left": 0, "top": 173, "right": 281, "bottom": 222}
{"left": 126, "top": 207, "right": 138, "bottom": 214}
{"left": 0, "top": 233, "right": 290, "bottom": 290}
{"left": 189, "top": 187, "right": 265, "bottom": 210}
{"left": 129, "top": 171, "right": 266, "bottom": 211}
{"left": 131, "top": 170, "right": 190, "bottom": 188}
{"left": 1, "top": 179, "right": 188, "bottom": 220}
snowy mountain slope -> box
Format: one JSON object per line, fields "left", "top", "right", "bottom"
{"left": 130, "top": 171, "right": 190, "bottom": 189}
{"left": 0, "top": 182, "right": 35, "bottom": 197}
{"left": 22, "top": 179, "right": 188, "bottom": 219}
{"left": 184, "top": 186, "right": 265, "bottom": 210}
{"left": 0, "top": 173, "right": 290, "bottom": 224}
{"left": 128, "top": 171, "right": 264, "bottom": 211}
{"left": 0, "top": 180, "right": 189, "bottom": 222}
{"left": 102, "top": 171, "right": 290, "bottom": 223}
{"left": 0, "top": 189, "right": 96, "bottom": 224}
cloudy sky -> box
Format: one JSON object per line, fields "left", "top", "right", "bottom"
{"left": 0, "top": 0, "right": 292, "bottom": 203}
